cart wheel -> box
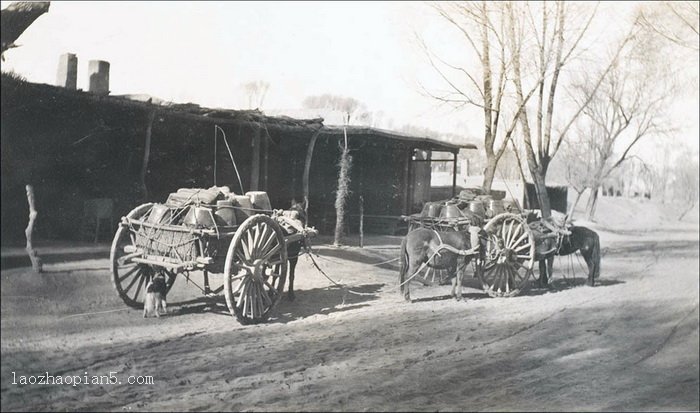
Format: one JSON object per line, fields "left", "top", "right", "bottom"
{"left": 477, "top": 213, "right": 535, "bottom": 297}
{"left": 110, "top": 203, "right": 176, "bottom": 308}
{"left": 224, "top": 214, "right": 288, "bottom": 324}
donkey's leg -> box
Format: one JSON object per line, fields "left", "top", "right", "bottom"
{"left": 452, "top": 263, "right": 465, "bottom": 301}
{"left": 581, "top": 249, "right": 596, "bottom": 287}
{"left": 288, "top": 257, "right": 298, "bottom": 301}
{"left": 404, "top": 258, "right": 423, "bottom": 302}
{"left": 538, "top": 259, "right": 549, "bottom": 287}
{"left": 450, "top": 271, "right": 458, "bottom": 300}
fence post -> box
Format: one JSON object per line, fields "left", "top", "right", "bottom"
{"left": 25, "top": 185, "right": 42, "bottom": 273}
{"left": 359, "top": 196, "right": 364, "bottom": 248}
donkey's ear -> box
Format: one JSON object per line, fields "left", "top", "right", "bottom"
{"left": 291, "top": 198, "right": 298, "bottom": 207}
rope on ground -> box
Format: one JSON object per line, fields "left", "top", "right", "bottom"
{"left": 309, "top": 250, "right": 398, "bottom": 267}
{"left": 304, "top": 252, "right": 374, "bottom": 306}
{"left": 182, "top": 271, "right": 208, "bottom": 295}
{"left": 305, "top": 238, "right": 447, "bottom": 299}
{"left": 368, "top": 257, "right": 400, "bottom": 266}
{"left": 60, "top": 308, "right": 130, "bottom": 319}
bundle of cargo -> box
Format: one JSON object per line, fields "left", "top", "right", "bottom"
{"left": 156, "top": 187, "right": 274, "bottom": 229}
{"left": 110, "top": 186, "right": 318, "bottom": 324}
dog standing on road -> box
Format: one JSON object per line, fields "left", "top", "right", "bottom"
{"left": 143, "top": 272, "right": 168, "bottom": 318}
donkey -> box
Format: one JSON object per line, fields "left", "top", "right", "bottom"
{"left": 398, "top": 227, "right": 481, "bottom": 302}
{"left": 535, "top": 225, "right": 601, "bottom": 287}
{"left": 282, "top": 199, "right": 307, "bottom": 301}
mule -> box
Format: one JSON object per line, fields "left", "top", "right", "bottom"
{"left": 398, "top": 228, "right": 479, "bottom": 302}
{"left": 283, "top": 200, "right": 307, "bottom": 301}
{"left": 534, "top": 225, "right": 600, "bottom": 287}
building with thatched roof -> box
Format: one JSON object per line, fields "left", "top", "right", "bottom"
{"left": 1, "top": 72, "right": 474, "bottom": 242}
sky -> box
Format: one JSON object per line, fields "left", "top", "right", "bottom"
{"left": 1, "top": 1, "right": 698, "bottom": 164}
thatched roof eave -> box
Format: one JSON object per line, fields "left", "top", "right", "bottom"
{"left": 1, "top": 74, "right": 324, "bottom": 133}
{"left": 319, "top": 125, "right": 477, "bottom": 153}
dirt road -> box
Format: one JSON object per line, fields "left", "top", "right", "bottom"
{"left": 1, "top": 223, "right": 698, "bottom": 411}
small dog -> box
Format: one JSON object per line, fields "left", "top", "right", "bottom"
{"left": 143, "top": 272, "right": 168, "bottom": 318}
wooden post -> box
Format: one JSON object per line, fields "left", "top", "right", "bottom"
{"left": 140, "top": 110, "right": 156, "bottom": 202}
{"left": 403, "top": 148, "right": 411, "bottom": 215}
{"left": 333, "top": 128, "right": 352, "bottom": 247}
{"left": 452, "top": 151, "right": 458, "bottom": 197}
{"left": 263, "top": 130, "right": 269, "bottom": 191}
{"left": 302, "top": 128, "right": 322, "bottom": 219}
{"left": 250, "top": 127, "right": 261, "bottom": 191}
{"left": 359, "top": 196, "right": 364, "bottom": 248}
{"left": 25, "top": 185, "right": 42, "bottom": 273}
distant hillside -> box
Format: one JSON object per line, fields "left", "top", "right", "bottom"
{"left": 570, "top": 195, "right": 699, "bottom": 230}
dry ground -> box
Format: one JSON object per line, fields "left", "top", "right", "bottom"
{"left": 1, "top": 198, "right": 698, "bottom": 411}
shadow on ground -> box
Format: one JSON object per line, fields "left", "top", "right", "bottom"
{"left": 272, "top": 283, "right": 384, "bottom": 323}
{"left": 522, "top": 278, "right": 625, "bottom": 296}
{"left": 168, "top": 296, "right": 231, "bottom": 317}
{"left": 160, "top": 283, "right": 385, "bottom": 323}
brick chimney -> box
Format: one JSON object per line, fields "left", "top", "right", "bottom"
{"left": 56, "top": 53, "right": 77, "bottom": 89}
{"left": 88, "top": 60, "right": 110, "bottom": 95}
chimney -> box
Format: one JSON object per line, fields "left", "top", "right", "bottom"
{"left": 88, "top": 60, "right": 110, "bottom": 95}
{"left": 56, "top": 53, "right": 77, "bottom": 89}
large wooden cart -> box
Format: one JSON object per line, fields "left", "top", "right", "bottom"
{"left": 110, "top": 190, "right": 316, "bottom": 324}
{"left": 405, "top": 204, "right": 537, "bottom": 298}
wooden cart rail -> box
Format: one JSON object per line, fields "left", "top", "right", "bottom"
{"left": 111, "top": 201, "right": 317, "bottom": 325}
{"left": 404, "top": 211, "right": 537, "bottom": 298}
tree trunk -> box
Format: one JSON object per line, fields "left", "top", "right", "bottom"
{"left": 482, "top": 157, "right": 497, "bottom": 193}
{"left": 531, "top": 169, "right": 552, "bottom": 218}
{"left": 586, "top": 185, "right": 600, "bottom": 220}
{"left": 568, "top": 189, "right": 586, "bottom": 221}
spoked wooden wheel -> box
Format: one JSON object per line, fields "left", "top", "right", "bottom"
{"left": 224, "top": 214, "right": 288, "bottom": 325}
{"left": 477, "top": 213, "right": 535, "bottom": 297}
{"left": 110, "top": 203, "right": 176, "bottom": 309}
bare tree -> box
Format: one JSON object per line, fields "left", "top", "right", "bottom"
{"left": 557, "top": 133, "right": 592, "bottom": 219}
{"left": 422, "top": 1, "right": 542, "bottom": 192}
{"left": 302, "top": 94, "right": 367, "bottom": 124}
{"left": 569, "top": 55, "right": 674, "bottom": 219}
{"left": 241, "top": 80, "right": 270, "bottom": 110}
{"left": 507, "top": 1, "right": 636, "bottom": 219}
{"left": 672, "top": 149, "right": 700, "bottom": 220}
{"left": 637, "top": 1, "right": 699, "bottom": 52}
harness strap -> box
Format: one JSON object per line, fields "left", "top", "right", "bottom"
{"left": 433, "top": 229, "right": 443, "bottom": 245}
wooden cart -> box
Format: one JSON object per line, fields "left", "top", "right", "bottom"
{"left": 110, "top": 194, "right": 316, "bottom": 324}
{"left": 405, "top": 210, "right": 536, "bottom": 298}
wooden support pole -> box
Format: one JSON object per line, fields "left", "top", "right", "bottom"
{"left": 263, "top": 130, "right": 269, "bottom": 191}
{"left": 403, "top": 148, "right": 411, "bottom": 215}
{"left": 359, "top": 196, "right": 364, "bottom": 248}
{"left": 250, "top": 127, "right": 261, "bottom": 191}
{"left": 302, "top": 128, "right": 322, "bottom": 219}
{"left": 140, "top": 109, "right": 156, "bottom": 202}
{"left": 25, "top": 185, "right": 42, "bottom": 273}
{"left": 452, "top": 151, "right": 458, "bottom": 197}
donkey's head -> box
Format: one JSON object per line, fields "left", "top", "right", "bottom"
{"left": 289, "top": 199, "right": 308, "bottom": 226}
